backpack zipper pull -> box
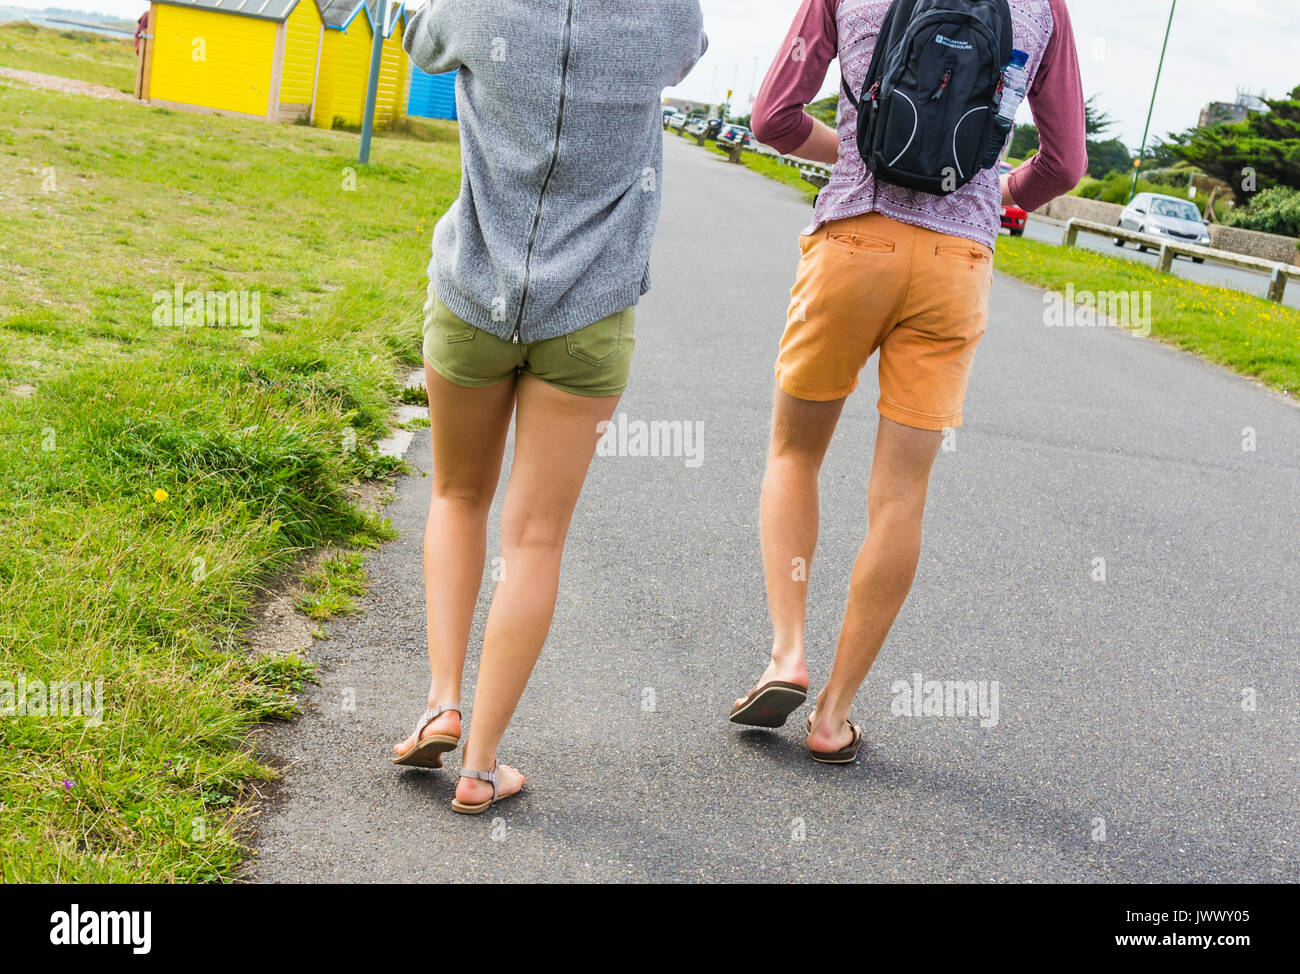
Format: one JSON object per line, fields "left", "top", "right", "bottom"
{"left": 930, "top": 65, "right": 953, "bottom": 101}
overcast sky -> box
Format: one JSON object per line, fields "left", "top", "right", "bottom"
{"left": 12, "top": 0, "right": 1297, "bottom": 148}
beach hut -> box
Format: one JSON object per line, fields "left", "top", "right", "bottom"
{"left": 137, "top": 0, "right": 325, "bottom": 122}
{"left": 408, "top": 67, "right": 457, "bottom": 121}
{"left": 311, "top": 0, "right": 407, "bottom": 130}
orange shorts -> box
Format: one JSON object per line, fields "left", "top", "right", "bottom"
{"left": 775, "top": 212, "right": 993, "bottom": 430}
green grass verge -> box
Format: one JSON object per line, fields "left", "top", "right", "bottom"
{"left": 0, "top": 22, "right": 137, "bottom": 92}
{"left": 295, "top": 552, "right": 369, "bottom": 620}
{"left": 995, "top": 235, "right": 1300, "bottom": 397}
{"left": 0, "top": 72, "right": 460, "bottom": 880}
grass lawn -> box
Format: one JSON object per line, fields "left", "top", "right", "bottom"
{"left": 0, "top": 22, "right": 137, "bottom": 92}
{"left": 0, "top": 65, "right": 460, "bottom": 880}
{"left": 995, "top": 235, "right": 1300, "bottom": 397}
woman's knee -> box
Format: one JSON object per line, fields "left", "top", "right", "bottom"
{"left": 500, "top": 506, "right": 571, "bottom": 552}
{"left": 431, "top": 479, "right": 497, "bottom": 513}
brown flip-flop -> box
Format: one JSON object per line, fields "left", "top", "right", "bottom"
{"left": 392, "top": 703, "right": 460, "bottom": 768}
{"left": 729, "top": 680, "right": 809, "bottom": 728}
{"left": 805, "top": 714, "right": 863, "bottom": 764}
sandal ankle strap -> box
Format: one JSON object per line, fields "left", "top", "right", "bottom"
{"left": 415, "top": 702, "right": 461, "bottom": 736}
{"left": 459, "top": 764, "right": 499, "bottom": 802}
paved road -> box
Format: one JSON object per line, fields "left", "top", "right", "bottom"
{"left": 250, "top": 136, "right": 1300, "bottom": 883}
{"left": 1021, "top": 214, "right": 1300, "bottom": 310}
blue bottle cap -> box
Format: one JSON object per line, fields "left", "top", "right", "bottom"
{"left": 1010, "top": 49, "right": 1029, "bottom": 66}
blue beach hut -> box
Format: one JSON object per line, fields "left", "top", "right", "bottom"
{"left": 408, "top": 67, "right": 458, "bottom": 120}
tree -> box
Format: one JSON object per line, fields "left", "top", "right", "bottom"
{"left": 1083, "top": 96, "right": 1131, "bottom": 180}
{"left": 806, "top": 95, "right": 838, "bottom": 127}
{"left": 1148, "top": 128, "right": 1195, "bottom": 169}
{"left": 1009, "top": 122, "right": 1039, "bottom": 159}
{"left": 1087, "top": 140, "right": 1133, "bottom": 179}
{"left": 1174, "top": 85, "right": 1300, "bottom": 203}
{"left": 1085, "top": 96, "right": 1115, "bottom": 139}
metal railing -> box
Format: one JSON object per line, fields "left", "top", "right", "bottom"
{"left": 1063, "top": 218, "right": 1299, "bottom": 304}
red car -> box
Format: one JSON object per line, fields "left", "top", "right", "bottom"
{"left": 1000, "top": 203, "right": 1028, "bottom": 236}
{"left": 998, "top": 162, "right": 1027, "bottom": 236}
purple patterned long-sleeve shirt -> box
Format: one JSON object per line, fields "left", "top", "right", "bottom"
{"left": 753, "top": 0, "right": 1088, "bottom": 249}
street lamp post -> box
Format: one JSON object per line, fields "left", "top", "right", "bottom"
{"left": 1129, "top": 0, "right": 1177, "bottom": 203}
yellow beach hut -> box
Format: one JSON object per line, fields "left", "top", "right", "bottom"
{"left": 138, "top": 0, "right": 325, "bottom": 123}
{"left": 311, "top": 0, "right": 408, "bottom": 130}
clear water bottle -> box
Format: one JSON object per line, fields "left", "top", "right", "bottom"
{"left": 996, "top": 49, "right": 1030, "bottom": 124}
{"left": 981, "top": 49, "right": 1029, "bottom": 168}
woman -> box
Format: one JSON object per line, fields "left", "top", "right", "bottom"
{"left": 731, "top": 0, "right": 1087, "bottom": 762}
{"left": 391, "top": 0, "right": 707, "bottom": 813}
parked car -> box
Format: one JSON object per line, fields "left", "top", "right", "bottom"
{"left": 1116, "top": 192, "right": 1211, "bottom": 263}
{"left": 998, "top": 162, "right": 1028, "bottom": 236}
{"left": 716, "top": 124, "right": 754, "bottom": 149}
{"left": 684, "top": 119, "right": 707, "bottom": 136}
{"left": 666, "top": 112, "right": 689, "bottom": 130}
{"left": 662, "top": 106, "right": 677, "bottom": 120}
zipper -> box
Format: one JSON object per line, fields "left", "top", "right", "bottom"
{"left": 882, "top": 12, "right": 1000, "bottom": 98}
{"left": 513, "top": 0, "right": 575, "bottom": 344}
{"left": 930, "top": 60, "right": 954, "bottom": 101}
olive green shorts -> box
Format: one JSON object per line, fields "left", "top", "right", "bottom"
{"left": 423, "top": 292, "right": 635, "bottom": 398}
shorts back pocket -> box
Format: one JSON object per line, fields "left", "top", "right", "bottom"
{"left": 564, "top": 309, "right": 628, "bottom": 367}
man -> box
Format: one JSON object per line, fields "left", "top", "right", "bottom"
{"left": 730, "top": 0, "right": 1087, "bottom": 762}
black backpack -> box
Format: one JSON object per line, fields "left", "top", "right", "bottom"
{"left": 842, "top": 0, "right": 1014, "bottom": 196}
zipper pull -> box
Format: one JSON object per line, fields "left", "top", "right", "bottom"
{"left": 931, "top": 66, "right": 953, "bottom": 101}
{"left": 511, "top": 326, "right": 520, "bottom": 344}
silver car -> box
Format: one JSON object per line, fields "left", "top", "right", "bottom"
{"left": 1116, "top": 192, "right": 1211, "bottom": 263}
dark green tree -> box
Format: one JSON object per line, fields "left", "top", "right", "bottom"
{"left": 1148, "top": 128, "right": 1195, "bottom": 169}
{"left": 1084, "top": 96, "right": 1131, "bottom": 180}
{"left": 806, "top": 95, "right": 839, "bottom": 127}
{"left": 1085, "top": 96, "right": 1115, "bottom": 138}
{"left": 1174, "top": 85, "right": 1300, "bottom": 203}
{"left": 1087, "top": 140, "right": 1133, "bottom": 179}
{"left": 1009, "top": 122, "right": 1039, "bottom": 159}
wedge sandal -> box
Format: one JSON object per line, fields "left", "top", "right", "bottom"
{"left": 729, "top": 679, "right": 809, "bottom": 728}
{"left": 451, "top": 763, "right": 519, "bottom": 815}
{"left": 391, "top": 703, "right": 460, "bottom": 768}
{"left": 805, "top": 713, "right": 863, "bottom": 764}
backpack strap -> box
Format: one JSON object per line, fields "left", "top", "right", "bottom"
{"left": 838, "top": 0, "right": 915, "bottom": 111}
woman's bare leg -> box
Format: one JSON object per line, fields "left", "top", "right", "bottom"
{"left": 456, "top": 375, "right": 621, "bottom": 804}
{"left": 394, "top": 365, "right": 516, "bottom": 758}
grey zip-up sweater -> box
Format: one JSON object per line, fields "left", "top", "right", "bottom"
{"left": 404, "top": 1, "right": 708, "bottom": 343}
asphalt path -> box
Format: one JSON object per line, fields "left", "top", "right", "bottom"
{"left": 250, "top": 134, "right": 1299, "bottom": 883}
